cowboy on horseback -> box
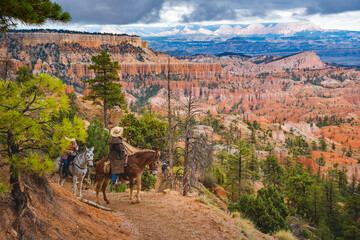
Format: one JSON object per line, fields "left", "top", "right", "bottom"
{"left": 109, "top": 126, "right": 127, "bottom": 186}
{"left": 61, "top": 137, "right": 79, "bottom": 178}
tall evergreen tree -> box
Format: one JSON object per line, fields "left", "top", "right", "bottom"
{"left": 262, "top": 155, "right": 284, "bottom": 187}
{"left": 84, "top": 51, "right": 126, "bottom": 128}
{"left": 0, "top": 0, "right": 71, "bottom": 31}
{"left": 234, "top": 140, "right": 251, "bottom": 192}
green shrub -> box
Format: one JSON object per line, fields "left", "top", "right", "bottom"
{"left": 201, "top": 172, "right": 217, "bottom": 190}
{"left": 229, "top": 186, "right": 289, "bottom": 234}
{"left": 85, "top": 119, "right": 110, "bottom": 162}
{"left": 141, "top": 170, "right": 156, "bottom": 191}
{"left": 212, "top": 166, "right": 226, "bottom": 186}
{"left": 0, "top": 182, "right": 9, "bottom": 197}
{"left": 113, "top": 184, "right": 127, "bottom": 193}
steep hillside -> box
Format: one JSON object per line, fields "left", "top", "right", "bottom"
{"left": 0, "top": 172, "right": 131, "bottom": 240}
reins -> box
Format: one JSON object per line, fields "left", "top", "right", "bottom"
{"left": 72, "top": 151, "right": 90, "bottom": 170}
{"left": 127, "top": 151, "right": 157, "bottom": 171}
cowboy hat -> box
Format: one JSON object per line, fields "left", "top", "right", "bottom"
{"left": 110, "top": 126, "right": 123, "bottom": 137}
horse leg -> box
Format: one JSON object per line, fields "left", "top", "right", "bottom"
{"left": 60, "top": 178, "right": 66, "bottom": 186}
{"left": 95, "top": 176, "right": 104, "bottom": 204}
{"left": 129, "top": 178, "right": 135, "bottom": 203}
{"left": 56, "top": 174, "right": 60, "bottom": 185}
{"left": 79, "top": 176, "right": 84, "bottom": 198}
{"left": 102, "top": 178, "right": 111, "bottom": 204}
{"left": 136, "top": 176, "right": 142, "bottom": 203}
{"left": 73, "top": 176, "right": 78, "bottom": 197}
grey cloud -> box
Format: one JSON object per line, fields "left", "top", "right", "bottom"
{"left": 182, "top": 2, "right": 237, "bottom": 22}
{"left": 306, "top": 0, "right": 360, "bottom": 15}
{"left": 55, "top": 0, "right": 360, "bottom": 25}
{"left": 56, "top": 0, "right": 165, "bottom": 24}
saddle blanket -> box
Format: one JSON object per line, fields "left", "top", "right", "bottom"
{"left": 104, "top": 156, "right": 128, "bottom": 174}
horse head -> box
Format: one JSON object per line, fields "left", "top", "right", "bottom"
{"left": 148, "top": 150, "right": 161, "bottom": 176}
{"left": 85, "top": 146, "right": 95, "bottom": 167}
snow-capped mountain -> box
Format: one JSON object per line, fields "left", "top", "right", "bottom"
{"left": 99, "top": 22, "right": 323, "bottom": 37}
{"left": 96, "top": 21, "right": 359, "bottom": 65}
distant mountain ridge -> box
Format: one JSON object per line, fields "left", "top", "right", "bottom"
{"left": 147, "top": 22, "right": 323, "bottom": 37}
{"left": 106, "top": 22, "right": 323, "bottom": 37}
{"left": 178, "top": 51, "right": 326, "bottom": 74}
{"left": 138, "top": 23, "right": 360, "bottom": 65}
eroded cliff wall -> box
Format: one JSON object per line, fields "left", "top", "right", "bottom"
{"left": 0, "top": 30, "right": 224, "bottom": 90}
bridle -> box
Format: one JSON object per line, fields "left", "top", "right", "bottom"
{"left": 128, "top": 150, "right": 159, "bottom": 172}
{"left": 73, "top": 150, "right": 93, "bottom": 170}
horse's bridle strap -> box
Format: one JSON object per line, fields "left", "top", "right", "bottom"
{"left": 73, "top": 162, "right": 87, "bottom": 170}
{"left": 72, "top": 153, "right": 90, "bottom": 170}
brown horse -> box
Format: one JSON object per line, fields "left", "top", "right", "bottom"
{"left": 95, "top": 150, "right": 160, "bottom": 204}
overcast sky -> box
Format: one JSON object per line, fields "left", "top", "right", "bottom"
{"left": 28, "top": 0, "right": 360, "bottom": 31}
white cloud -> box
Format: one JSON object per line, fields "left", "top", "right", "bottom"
{"left": 158, "top": 2, "right": 195, "bottom": 23}
{"left": 309, "top": 11, "right": 360, "bottom": 31}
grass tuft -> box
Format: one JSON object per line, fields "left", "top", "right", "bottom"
{"left": 273, "top": 230, "right": 298, "bottom": 240}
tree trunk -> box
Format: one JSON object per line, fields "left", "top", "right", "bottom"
{"left": 10, "top": 167, "right": 27, "bottom": 214}
{"left": 167, "top": 57, "right": 174, "bottom": 179}
{"left": 182, "top": 89, "right": 192, "bottom": 196}
{"left": 104, "top": 99, "right": 108, "bottom": 129}
{"left": 183, "top": 132, "right": 190, "bottom": 196}
{"left": 238, "top": 155, "right": 242, "bottom": 193}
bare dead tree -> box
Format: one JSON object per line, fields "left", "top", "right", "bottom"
{"left": 188, "top": 134, "right": 213, "bottom": 188}
{"left": 167, "top": 57, "right": 174, "bottom": 179}
{"left": 178, "top": 88, "right": 213, "bottom": 196}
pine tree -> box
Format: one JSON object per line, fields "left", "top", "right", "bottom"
{"left": 120, "top": 111, "right": 168, "bottom": 150}
{"left": 262, "top": 155, "right": 284, "bottom": 187}
{"left": 234, "top": 140, "right": 251, "bottom": 192}
{"left": 319, "top": 137, "right": 327, "bottom": 151}
{"left": 285, "top": 172, "right": 315, "bottom": 217}
{"left": 84, "top": 51, "right": 126, "bottom": 129}
{"left": 0, "top": 0, "right": 71, "bottom": 31}
{"left": 229, "top": 186, "right": 289, "bottom": 233}
{"left": 0, "top": 70, "right": 86, "bottom": 219}
{"left": 316, "top": 156, "right": 326, "bottom": 178}
{"left": 86, "top": 119, "right": 110, "bottom": 163}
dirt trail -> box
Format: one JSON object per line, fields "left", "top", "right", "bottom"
{"left": 82, "top": 190, "right": 234, "bottom": 240}
{"left": 80, "top": 186, "right": 274, "bottom": 240}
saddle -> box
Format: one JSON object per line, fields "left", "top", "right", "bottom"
{"left": 104, "top": 160, "right": 111, "bottom": 174}
{"left": 104, "top": 156, "right": 128, "bottom": 174}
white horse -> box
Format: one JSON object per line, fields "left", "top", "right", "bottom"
{"left": 54, "top": 147, "right": 94, "bottom": 198}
